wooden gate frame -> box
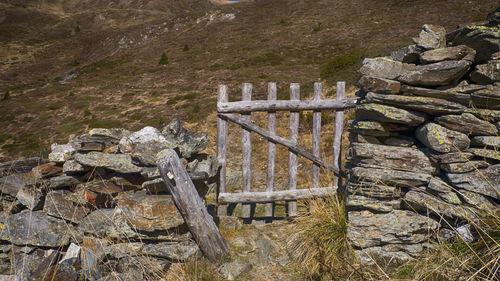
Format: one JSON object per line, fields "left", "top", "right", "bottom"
{"left": 216, "top": 82, "right": 357, "bottom": 217}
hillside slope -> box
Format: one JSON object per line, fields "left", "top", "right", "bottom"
{"left": 0, "top": 0, "right": 497, "bottom": 159}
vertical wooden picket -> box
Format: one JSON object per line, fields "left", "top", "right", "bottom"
{"left": 265, "top": 83, "right": 277, "bottom": 217}
{"left": 288, "top": 83, "right": 300, "bottom": 216}
{"left": 312, "top": 82, "right": 322, "bottom": 189}
{"left": 241, "top": 83, "right": 253, "bottom": 218}
{"left": 217, "top": 85, "right": 228, "bottom": 216}
{"left": 333, "top": 82, "right": 345, "bottom": 188}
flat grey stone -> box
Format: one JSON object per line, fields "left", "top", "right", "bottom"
{"left": 366, "top": 92, "right": 467, "bottom": 115}
{"left": 440, "top": 161, "right": 490, "bottom": 173}
{"left": 347, "top": 182, "right": 400, "bottom": 199}
{"left": 46, "top": 175, "right": 82, "bottom": 189}
{"left": 44, "top": 190, "right": 89, "bottom": 223}
{"left": 437, "top": 152, "right": 474, "bottom": 164}
{"left": 74, "top": 152, "right": 141, "bottom": 174}
{"left": 358, "top": 76, "right": 401, "bottom": 94}
{"left": 347, "top": 210, "right": 439, "bottom": 248}
{"left": 420, "top": 45, "right": 475, "bottom": 64}
{"left": 219, "top": 261, "right": 252, "bottom": 281}
{"left": 447, "top": 165, "right": 500, "bottom": 199}
{"left": 471, "top": 136, "right": 500, "bottom": 148}
{"left": 401, "top": 84, "right": 471, "bottom": 105}
{"left": 348, "top": 142, "right": 436, "bottom": 174}
{"left": 161, "top": 119, "right": 210, "bottom": 158}
{"left": 402, "top": 190, "right": 476, "bottom": 221}
{"left": 398, "top": 60, "right": 471, "bottom": 87}
{"left": 359, "top": 57, "right": 415, "bottom": 79}
{"left": 347, "top": 120, "right": 406, "bottom": 137}
{"left": 351, "top": 167, "right": 432, "bottom": 187}
{"left": 356, "top": 103, "right": 427, "bottom": 126}
{"left": 113, "top": 190, "right": 184, "bottom": 232}
{"left": 346, "top": 194, "right": 400, "bottom": 213}
{"left": 16, "top": 186, "right": 43, "bottom": 211}
{"left": 48, "top": 143, "right": 75, "bottom": 163}
{"left": 384, "top": 136, "right": 414, "bottom": 147}
{"left": 470, "top": 148, "right": 500, "bottom": 161}
{"left": 471, "top": 84, "right": 500, "bottom": 109}
{"left": 0, "top": 210, "right": 71, "bottom": 247}
{"left": 457, "top": 189, "right": 496, "bottom": 212}
{"left": 435, "top": 113, "right": 497, "bottom": 136}
{"left": 141, "top": 241, "right": 199, "bottom": 262}
{"left": 470, "top": 60, "right": 500, "bottom": 85}
{"left": 62, "top": 160, "right": 89, "bottom": 174}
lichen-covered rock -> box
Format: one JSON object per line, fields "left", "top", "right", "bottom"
{"left": 48, "top": 143, "right": 75, "bottom": 163}
{"left": 440, "top": 161, "right": 490, "bottom": 173}
{"left": 435, "top": 113, "right": 498, "bottom": 136}
{"left": 219, "top": 261, "right": 253, "bottom": 281}
{"left": 402, "top": 190, "right": 475, "bottom": 221}
{"left": 419, "top": 45, "right": 475, "bottom": 64}
{"left": 447, "top": 24, "right": 500, "bottom": 63}
{"left": 416, "top": 123, "right": 470, "bottom": 153}
{"left": 427, "top": 177, "right": 462, "bottom": 204}
{"left": 359, "top": 57, "right": 415, "bottom": 79}
{"left": 470, "top": 60, "right": 500, "bottom": 85}
{"left": 119, "top": 126, "right": 167, "bottom": 153}
{"left": 46, "top": 175, "right": 82, "bottom": 189}
{"left": 413, "top": 24, "right": 446, "bottom": 50}
{"left": 398, "top": 60, "right": 471, "bottom": 86}
{"left": 447, "top": 165, "right": 500, "bottom": 199}
{"left": 347, "top": 120, "right": 406, "bottom": 136}
{"left": 470, "top": 84, "right": 500, "bottom": 109}
{"left": 346, "top": 194, "right": 400, "bottom": 213}
{"left": 347, "top": 182, "right": 400, "bottom": 199}
{"left": 471, "top": 136, "right": 500, "bottom": 148}
{"left": 358, "top": 76, "right": 401, "bottom": 94}
{"left": 131, "top": 142, "right": 171, "bottom": 166}
{"left": 62, "top": 160, "right": 89, "bottom": 174}
{"left": 0, "top": 173, "right": 36, "bottom": 197}
{"left": 0, "top": 157, "right": 42, "bottom": 177}
{"left": 161, "top": 119, "right": 210, "bottom": 158}
{"left": 356, "top": 103, "right": 427, "bottom": 126}
{"left": 31, "top": 162, "right": 62, "bottom": 179}
{"left": 16, "top": 186, "right": 43, "bottom": 210}
{"left": 437, "top": 152, "right": 474, "bottom": 164}
{"left": 0, "top": 211, "right": 71, "bottom": 247}
{"left": 351, "top": 167, "right": 432, "bottom": 187}
{"left": 77, "top": 208, "right": 190, "bottom": 241}
{"left": 390, "top": 44, "right": 422, "bottom": 63}
{"left": 365, "top": 92, "right": 467, "bottom": 115}
{"left": 348, "top": 143, "right": 436, "bottom": 174}
{"left": 88, "top": 128, "right": 132, "bottom": 141}
{"left": 44, "top": 190, "right": 90, "bottom": 223}
{"left": 458, "top": 189, "right": 496, "bottom": 212}
{"left": 469, "top": 148, "right": 500, "bottom": 161}
{"left": 74, "top": 152, "right": 141, "bottom": 174}
{"left": 401, "top": 84, "right": 471, "bottom": 105}
{"left": 141, "top": 241, "right": 199, "bottom": 262}
{"left": 114, "top": 190, "right": 184, "bottom": 232}
{"left": 347, "top": 210, "right": 439, "bottom": 248}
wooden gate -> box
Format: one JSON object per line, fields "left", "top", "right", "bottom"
{"left": 216, "top": 82, "right": 357, "bottom": 217}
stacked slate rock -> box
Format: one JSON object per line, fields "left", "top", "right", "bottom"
{"left": 0, "top": 119, "right": 218, "bottom": 281}
{"left": 346, "top": 9, "right": 500, "bottom": 266}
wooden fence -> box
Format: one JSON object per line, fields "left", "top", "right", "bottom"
{"left": 217, "top": 82, "right": 357, "bottom": 217}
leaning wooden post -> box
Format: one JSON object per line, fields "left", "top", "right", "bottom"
{"left": 217, "top": 85, "right": 228, "bottom": 216}
{"left": 157, "top": 149, "right": 230, "bottom": 262}
{"left": 288, "top": 83, "right": 300, "bottom": 216}
{"left": 333, "top": 82, "right": 345, "bottom": 189}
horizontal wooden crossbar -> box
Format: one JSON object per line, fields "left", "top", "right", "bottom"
{"left": 217, "top": 98, "right": 359, "bottom": 113}
{"left": 218, "top": 113, "right": 342, "bottom": 176}
{"left": 218, "top": 186, "right": 337, "bottom": 203}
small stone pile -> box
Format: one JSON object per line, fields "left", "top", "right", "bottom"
{"left": 0, "top": 119, "right": 219, "bottom": 280}
{"left": 346, "top": 8, "right": 500, "bottom": 265}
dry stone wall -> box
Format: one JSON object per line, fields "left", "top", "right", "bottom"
{"left": 0, "top": 119, "right": 218, "bottom": 280}
{"left": 347, "top": 8, "right": 500, "bottom": 265}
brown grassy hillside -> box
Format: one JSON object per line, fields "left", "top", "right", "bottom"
{"left": 0, "top": 0, "right": 497, "bottom": 159}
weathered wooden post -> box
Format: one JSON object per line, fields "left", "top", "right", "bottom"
{"left": 157, "top": 149, "right": 230, "bottom": 262}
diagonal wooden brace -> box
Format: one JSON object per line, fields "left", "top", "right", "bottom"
{"left": 218, "top": 113, "right": 346, "bottom": 178}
